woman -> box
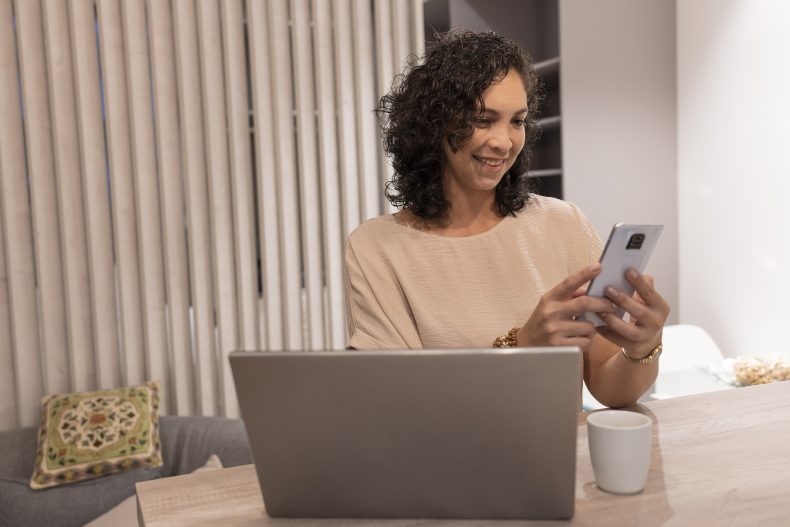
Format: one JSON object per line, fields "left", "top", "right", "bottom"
{"left": 344, "top": 31, "right": 670, "bottom": 408}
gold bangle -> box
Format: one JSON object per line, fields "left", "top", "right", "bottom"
{"left": 621, "top": 342, "right": 663, "bottom": 364}
{"left": 493, "top": 327, "right": 519, "bottom": 348}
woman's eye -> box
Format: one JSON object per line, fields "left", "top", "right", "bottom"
{"left": 512, "top": 119, "right": 526, "bottom": 127}
{"left": 474, "top": 117, "right": 492, "bottom": 127}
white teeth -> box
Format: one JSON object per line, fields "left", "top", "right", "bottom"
{"left": 476, "top": 156, "right": 505, "bottom": 167}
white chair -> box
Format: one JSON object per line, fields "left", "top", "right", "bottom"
{"left": 583, "top": 324, "right": 727, "bottom": 409}
{"left": 653, "top": 324, "right": 728, "bottom": 400}
{"left": 659, "top": 324, "right": 725, "bottom": 372}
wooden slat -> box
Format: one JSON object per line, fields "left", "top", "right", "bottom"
{"left": 374, "top": 0, "right": 396, "bottom": 215}
{"left": 42, "top": 0, "right": 95, "bottom": 393}
{"left": 221, "top": 0, "right": 259, "bottom": 352}
{"left": 69, "top": 0, "right": 121, "bottom": 390}
{"left": 389, "top": 0, "right": 416, "bottom": 217}
{"left": 351, "top": 0, "right": 381, "bottom": 221}
{"left": 290, "top": 0, "right": 324, "bottom": 350}
{"left": 391, "top": 0, "right": 410, "bottom": 74}
{"left": 148, "top": 0, "right": 194, "bottom": 415}
{"left": 173, "top": 0, "right": 218, "bottom": 415}
{"left": 122, "top": 0, "right": 169, "bottom": 410}
{"left": 267, "top": 0, "right": 303, "bottom": 350}
{"left": 248, "top": 0, "right": 283, "bottom": 351}
{"left": 197, "top": 0, "right": 238, "bottom": 417}
{"left": 97, "top": 0, "right": 146, "bottom": 388}
{"left": 0, "top": 217, "right": 17, "bottom": 430}
{"left": 15, "top": 0, "right": 70, "bottom": 395}
{"left": 410, "top": 0, "right": 424, "bottom": 58}
{"left": 313, "top": 0, "right": 346, "bottom": 350}
{"left": 0, "top": 0, "right": 43, "bottom": 426}
{"left": 332, "top": 0, "right": 361, "bottom": 240}
{"left": 374, "top": 0, "right": 394, "bottom": 86}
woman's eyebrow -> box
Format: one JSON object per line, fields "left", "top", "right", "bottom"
{"left": 482, "top": 107, "right": 529, "bottom": 117}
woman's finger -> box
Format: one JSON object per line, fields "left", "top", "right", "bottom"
{"left": 549, "top": 264, "right": 600, "bottom": 301}
{"left": 625, "top": 269, "right": 669, "bottom": 314}
{"left": 605, "top": 286, "right": 655, "bottom": 325}
{"left": 596, "top": 313, "right": 645, "bottom": 341}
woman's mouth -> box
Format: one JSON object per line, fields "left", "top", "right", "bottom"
{"left": 473, "top": 155, "right": 506, "bottom": 168}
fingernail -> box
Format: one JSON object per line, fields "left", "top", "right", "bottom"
{"left": 627, "top": 268, "right": 638, "bottom": 280}
{"left": 605, "top": 286, "right": 617, "bottom": 298}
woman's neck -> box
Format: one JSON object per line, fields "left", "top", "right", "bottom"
{"left": 397, "top": 191, "right": 503, "bottom": 237}
{"left": 438, "top": 182, "right": 502, "bottom": 236}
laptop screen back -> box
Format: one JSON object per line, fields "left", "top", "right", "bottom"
{"left": 230, "top": 348, "right": 580, "bottom": 520}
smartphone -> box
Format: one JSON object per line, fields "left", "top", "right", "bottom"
{"left": 579, "top": 223, "right": 663, "bottom": 327}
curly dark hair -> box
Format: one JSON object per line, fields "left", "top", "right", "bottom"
{"left": 376, "top": 30, "right": 542, "bottom": 219}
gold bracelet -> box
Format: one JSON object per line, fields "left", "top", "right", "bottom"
{"left": 493, "top": 327, "right": 519, "bottom": 348}
{"left": 621, "top": 342, "right": 663, "bottom": 364}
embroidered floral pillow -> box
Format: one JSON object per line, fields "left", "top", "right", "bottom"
{"left": 30, "top": 381, "right": 162, "bottom": 489}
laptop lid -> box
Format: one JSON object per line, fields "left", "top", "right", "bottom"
{"left": 230, "top": 347, "right": 580, "bottom": 520}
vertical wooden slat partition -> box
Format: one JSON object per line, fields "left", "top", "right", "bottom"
{"left": 351, "top": 0, "right": 381, "bottom": 220}
{"left": 197, "top": 0, "right": 239, "bottom": 417}
{"left": 332, "top": 0, "right": 362, "bottom": 239}
{"left": 97, "top": 0, "right": 146, "bottom": 388}
{"left": 0, "top": 0, "right": 423, "bottom": 430}
{"left": 0, "top": 220, "right": 15, "bottom": 428}
{"left": 268, "top": 0, "right": 303, "bottom": 351}
{"left": 221, "top": 0, "right": 259, "bottom": 353}
{"left": 373, "top": 0, "right": 396, "bottom": 215}
{"left": 0, "top": 0, "right": 43, "bottom": 427}
{"left": 15, "top": 0, "right": 70, "bottom": 396}
{"left": 220, "top": 0, "right": 255, "bottom": 417}
{"left": 42, "top": 0, "right": 95, "bottom": 395}
{"left": 123, "top": 0, "right": 169, "bottom": 412}
{"left": 173, "top": 0, "right": 218, "bottom": 416}
{"left": 148, "top": 0, "right": 194, "bottom": 416}
{"left": 248, "top": 0, "right": 283, "bottom": 352}
{"left": 312, "top": 0, "right": 345, "bottom": 349}
{"left": 290, "top": 0, "right": 324, "bottom": 350}
{"left": 70, "top": 0, "right": 122, "bottom": 390}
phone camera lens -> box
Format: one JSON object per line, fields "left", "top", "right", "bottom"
{"left": 626, "top": 233, "right": 645, "bottom": 250}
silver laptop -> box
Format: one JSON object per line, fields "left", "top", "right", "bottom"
{"left": 230, "top": 347, "right": 581, "bottom": 520}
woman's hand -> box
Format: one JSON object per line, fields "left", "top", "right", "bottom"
{"left": 595, "top": 268, "right": 670, "bottom": 358}
{"left": 516, "top": 264, "right": 617, "bottom": 352}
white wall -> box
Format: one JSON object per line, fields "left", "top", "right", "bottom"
{"left": 677, "top": 1, "right": 790, "bottom": 357}
{"left": 560, "top": 0, "right": 679, "bottom": 324}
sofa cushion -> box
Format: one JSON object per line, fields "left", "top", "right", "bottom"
{"left": 0, "top": 424, "right": 160, "bottom": 527}
{"left": 158, "top": 415, "right": 253, "bottom": 477}
{"left": 30, "top": 381, "right": 163, "bottom": 489}
{"left": 0, "top": 414, "right": 252, "bottom": 527}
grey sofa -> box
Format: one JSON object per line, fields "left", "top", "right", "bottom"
{"left": 0, "top": 416, "right": 253, "bottom": 527}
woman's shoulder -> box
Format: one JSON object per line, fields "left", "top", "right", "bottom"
{"left": 346, "top": 214, "right": 400, "bottom": 251}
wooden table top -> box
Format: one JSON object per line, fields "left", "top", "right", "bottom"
{"left": 136, "top": 381, "right": 790, "bottom": 526}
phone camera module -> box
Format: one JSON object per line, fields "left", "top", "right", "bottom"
{"left": 626, "top": 233, "right": 645, "bottom": 250}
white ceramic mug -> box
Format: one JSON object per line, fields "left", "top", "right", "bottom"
{"left": 587, "top": 410, "right": 652, "bottom": 494}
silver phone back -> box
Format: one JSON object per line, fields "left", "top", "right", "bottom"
{"left": 583, "top": 223, "right": 664, "bottom": 326}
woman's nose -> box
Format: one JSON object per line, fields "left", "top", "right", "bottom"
{"left": 487, "top": 126, "right": 513, "bottom": 152}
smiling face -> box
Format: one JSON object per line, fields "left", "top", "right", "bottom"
{"left": 442, "top": 69, "right": 528, "bottom": 201}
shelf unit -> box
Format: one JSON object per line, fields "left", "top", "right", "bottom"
{"left": 423, "top": 0, "right": 563, "bottom": 199}
{"left": 530, "top": 52, "right": 563, "bottom": 199}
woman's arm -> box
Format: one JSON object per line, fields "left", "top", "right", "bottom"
{"left": 585, "top": 270, "right": 670, "bottom": 407}
{"left": 583, "top": 334, "right": 659, "bottom": 408}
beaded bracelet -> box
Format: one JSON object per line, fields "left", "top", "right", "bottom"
{"left": 493, "top": 327, "right": 519, "bottom": 348}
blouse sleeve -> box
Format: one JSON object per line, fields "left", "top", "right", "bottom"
{"left": 569, "top": 202, "right": 603, "bottom": 265}
{"left": 344, "top": 239, "right": 416, "bottom": 350}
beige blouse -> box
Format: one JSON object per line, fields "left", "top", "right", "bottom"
{"left": 344, "top": 195, "right": 603, "bottom": 350}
